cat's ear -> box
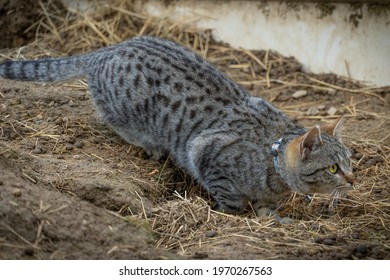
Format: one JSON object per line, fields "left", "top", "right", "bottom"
{"left": 285, "top": 126, "right": 322, "bottom": 168}
{"left": 320, "top": 115, "right": 343, "bottom": 139}
{"left": 299, "top": 125, "right": 322, "bottom": 159}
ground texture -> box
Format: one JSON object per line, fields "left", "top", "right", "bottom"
{"left": 0, "top": 0, "right": 389, "bottom": 259}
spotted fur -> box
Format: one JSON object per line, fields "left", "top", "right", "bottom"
{"left": 0, "top": 36, "right": 354, "bottom": 217}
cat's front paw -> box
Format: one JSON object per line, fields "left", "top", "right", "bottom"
{"left": 212, "top": 201, "right": 243, "bottom": 215}
{"left": 255, "top": 207, "right": 293, "bottom": 224}
{"left": 274, "top": 215, "right": 293, "bottom": 224}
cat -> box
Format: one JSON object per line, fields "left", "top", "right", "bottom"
{"left": 0, "top": 36, "right": 354, "bottom": 220}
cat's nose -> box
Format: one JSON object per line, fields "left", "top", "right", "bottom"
{"left": 344, "top": 172, "right": 355, "bottom": 186}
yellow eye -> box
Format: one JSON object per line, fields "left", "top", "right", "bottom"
{"left": 329, "top": 164, "right": 338, "bottom": 174}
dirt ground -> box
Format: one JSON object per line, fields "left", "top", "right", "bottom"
{"left": 0, "top": 0, "right": 389, "bottom": 260}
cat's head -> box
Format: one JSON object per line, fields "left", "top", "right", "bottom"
{"left": 281, "top": 116, "right": 354, "bottom": 196}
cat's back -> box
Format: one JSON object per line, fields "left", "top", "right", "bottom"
{"left": 88, "top": 36, "right": 291, "bottom": 142}
{"left": 88, "top": 36, "right": 248, "bottom": 102}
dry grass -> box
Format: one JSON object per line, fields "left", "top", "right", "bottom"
{"left": 1, "top": 0, "right": 389, "bottom": 259}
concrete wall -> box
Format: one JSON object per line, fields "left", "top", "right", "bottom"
{"left": 137, "top": 0, "right": 390, "bottom": 87}
{"left": 61, "top": 0, "right": 390, "bottom": 86}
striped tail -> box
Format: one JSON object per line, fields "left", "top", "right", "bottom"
{"left": 0, "top": 55, "right": 86, "bottom": 82}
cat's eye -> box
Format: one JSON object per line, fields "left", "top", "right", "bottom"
{"left": 329, "top": 164, "right": 338, "bottom": 174}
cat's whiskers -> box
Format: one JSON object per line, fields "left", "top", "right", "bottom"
{"left": 331, "top": 190, "right": 340, "bottom": 209}
{"left": 329, "top": 185, "right": 348, "bottom": 209}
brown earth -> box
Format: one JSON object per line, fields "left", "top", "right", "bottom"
{"left": 0, "top": 0, "right": 61, "bottom": 49}
{"left": 0, "top": 0, "right": 389, "bottom": 260}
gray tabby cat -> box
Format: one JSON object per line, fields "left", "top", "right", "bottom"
{"left": 0, "top": 36, "right": 354, "bottom": 218}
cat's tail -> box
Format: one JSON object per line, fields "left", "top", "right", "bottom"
{"left": 0, "top": 55, "right": 87, "bottom": 82}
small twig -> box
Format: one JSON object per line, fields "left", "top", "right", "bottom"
{"left": 135, "top": 191, "right": 148, "bottom": 219}
{"left": 22, "top": 173, "right": 37, "bottom": 184}
{"left": 1, "top": 222, "right": 38, "bottom": 249}
{"left": 157, "top": 156, "right": 171, "bottom": 184}
{"left": 38, "top": 0, "right": 63, "bottom": 44}
{"left": 240, "top": 48, "right": 267, "bottom": 70}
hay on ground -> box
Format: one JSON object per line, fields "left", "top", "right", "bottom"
{"left": 1, "top": 0, "right": 388, "bottom": 259}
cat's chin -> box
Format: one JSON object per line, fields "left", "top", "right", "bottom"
{"left": 333, "top": 184, "right": 353, "bottom": 195}
{"left": 294, "top": 183, "right": 334, "bottom": 195}
{"left": 307, "top": 184, "right": 352, "bottom": 196}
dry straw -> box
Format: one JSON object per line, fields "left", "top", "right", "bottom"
{"left": 3, "top": 0, "right": 389, "bottom": 259}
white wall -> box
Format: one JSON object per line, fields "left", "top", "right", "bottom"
{"left": 61, "top": 0, "right": 390, "bottom": 86}
{"left": 138, "top": 0, "right": 390, "bottom": 87}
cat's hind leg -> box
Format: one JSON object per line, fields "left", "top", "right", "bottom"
{"left": 143, "top": 146, "right": 167, "bottom": 160}
{"left": 109, "top": 125, "right": 167, "bottom": 160}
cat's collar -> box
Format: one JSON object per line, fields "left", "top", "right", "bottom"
{"left": 271, "top": 138, "right": 283, "bottom": 175}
